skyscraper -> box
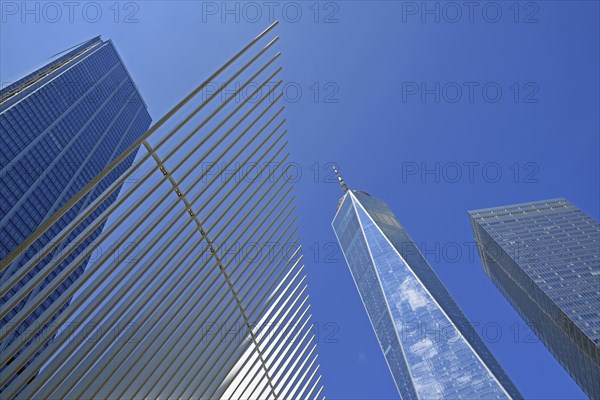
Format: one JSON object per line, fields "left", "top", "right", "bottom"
{"left": 469, "top": 198, "right": 600, "bottom": 399}
{"left": 332, "top": 173, "right": 522, "bottom": 399}
{"left": 0, "top": 36, "right": 151, "bottom": 387}
{"left": 0, "top": 22, "right": 325, "bottom": 399}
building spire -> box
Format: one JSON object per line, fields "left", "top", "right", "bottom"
{"left": 333, "top": 165, "right": 349, "bottom": 193}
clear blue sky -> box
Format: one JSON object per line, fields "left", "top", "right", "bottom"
{"left": 2, "top": 1, "right": 598, "bottom": 399}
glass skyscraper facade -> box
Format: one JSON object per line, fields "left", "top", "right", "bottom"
{"left": 469, "top": 198, "right": 600, "bottom": 399}
{"left": 333, "top": 189, "right": 522, "bottom": 399}
{"left": 0, "top": 36, "right": 151, "bottom": 387}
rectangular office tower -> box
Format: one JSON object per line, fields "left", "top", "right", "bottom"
{"left": 0, "top": 37, "right": 151, "bottom": 389}
{"left": 469, "top": 198, "right": 600, "bottom": 399}
{"left": 332, "top": 186, "right": 522, "bottom": 399}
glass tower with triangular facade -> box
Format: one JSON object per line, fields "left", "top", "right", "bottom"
{"left": 331, "top": 173, "right": 522, "bottom": 399}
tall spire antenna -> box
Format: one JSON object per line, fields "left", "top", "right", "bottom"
{"left": 333, "top": 165, "right": 349, "bottom": 193}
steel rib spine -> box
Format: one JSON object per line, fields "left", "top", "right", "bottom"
{"left": 62, "top": 131, "right": 292, "bottom": 397}
{"left": 34, "top": 127, "right": 290, "bottom": 396}
{"left": 3, "top": 56, "right": 283, "bottom": 397}
{"left": 90, "top": 170, "right": 296, "bottom": 400}
{"left": 84, "top": 173, "right": 294, "bottom": 400}
{"left": 2, "top": 21, "right": 325, "bottom": 400}
{"left": 0, "top": 82, "right": 285, "bottom": 392}
{"left": 0, "top": 62, "right": 284, "bottom": 354}
{"left": 12, "top": 114, "right": 288, "bottom": 397}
